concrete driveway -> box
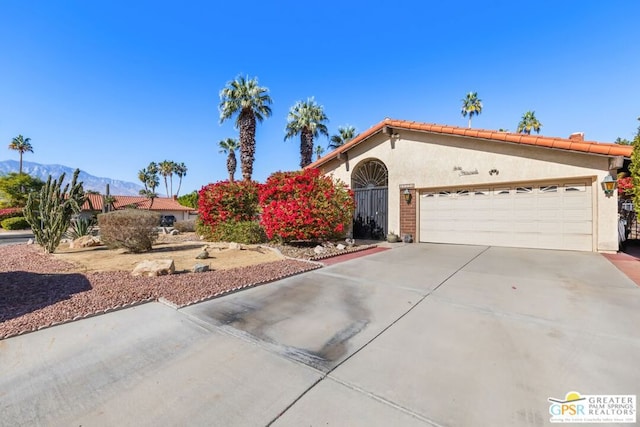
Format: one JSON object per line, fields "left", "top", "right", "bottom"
{"left": 2, "top": 244, "right": 639, "bottom": 426}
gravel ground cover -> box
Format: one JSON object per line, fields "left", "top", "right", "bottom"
{"left": 0, "top": 244, "right": 319, "bottom": 339}
{"left": 0, "top": 235, "right": 377, "bottom": 340}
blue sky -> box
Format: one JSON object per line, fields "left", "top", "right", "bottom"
{"left": 1, "top": 1, "right": 639, "bottom": 195}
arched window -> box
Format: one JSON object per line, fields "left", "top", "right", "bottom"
{"left": 351, "top": 159, "right": 388, "bottom": 189}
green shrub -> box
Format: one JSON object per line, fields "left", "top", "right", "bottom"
{"left": 210, "top": 220, "right": 266, "bottom": 244}
{"left": 174, "top": 219, "right": 196, "bottom": 232}
{"left": 98, "top": 210, "right": 160, "bottom": 253}
{"left": 1, "top": 216, "right": 30, "bottom": 230}
{"left": 195, "top": 218, "right": 215, "bottom": 241}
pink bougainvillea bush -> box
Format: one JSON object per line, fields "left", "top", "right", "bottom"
{"left": 197, "top": 180, "right": 261, "bottom": 234}
{"left": 259, "top": 168, "right": 355, "bottom": 242}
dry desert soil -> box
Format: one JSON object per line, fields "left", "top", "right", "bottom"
{"left": 0, "top": 233, "right": 375, "bottom": 339}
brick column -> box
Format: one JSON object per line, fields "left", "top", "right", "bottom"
{"left": 399, "top": 188, "right": 416, "bottom": 243}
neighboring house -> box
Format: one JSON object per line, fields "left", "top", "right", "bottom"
{"left": 82, "top": 194, "right": 195, "bottom": 221}
{"left": 309, "top": 118, "right": 632, "bottom": 253}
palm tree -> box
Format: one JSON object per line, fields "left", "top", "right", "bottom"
{"left": 138, "top": 169, "right": 160, "bottom": 194}
{"left": 218, "top": 138, "right": 240, "bottom": 182}
{"left": 219, "top": 75, "right": 272, "bottom": 181}
{"left": 138, "top": 162, "right": 160, "bottom": 193}
{"left": 285, "top": 97, "right": 329, "bottom": 168}
{"left": 461, "top": 92, "right": 483, "bottom": 128}
{"left": 315, "top": 145, "right": 325, "bottom": 160}
{"left": 329, "top": 125, "right": 356, "bottom": 150}
{"left": 517, "top": 111, "right": 543, "bottom": 134}
{"left": 8, "top": 135, "right": 34, "bottom": 174}
{"left": 158, "top": 160, "right": 175, "bottom": 197}
{"left": 174, "top": 162, "right": 187, "bottom": 197}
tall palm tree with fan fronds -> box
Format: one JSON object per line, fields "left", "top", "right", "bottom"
{"left": 329, "top": 125, "right": 356, "bottom": 150}
{"left": 218, "top": 138, "right": 240, "bottom": 182}
{"left": 174, "top": 162, "right": 187, "bottom": 196}
{"left": 219, "top": 75, "right": 272, "bottom": 181}
{"left": 8, "top": 135, "right": 34, "bottom": 174}
{"left": 285, "top": 97, "right": 329, "bottom": 168}
{"left": 461, "top": 92, "right": 483, "bottom": 128}
{"left": 158, "top": 160, "right": 176, "bottom": 197}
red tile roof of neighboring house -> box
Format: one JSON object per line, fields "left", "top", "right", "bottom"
{"left": 83, "top": 194, "right": 195, "bottom": 212}
{"left": 307, "top": 118, "right": 633, "bottom": 169}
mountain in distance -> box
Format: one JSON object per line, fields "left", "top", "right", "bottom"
{"left": 0, "top": 160, "right": 144, "bottom": 196}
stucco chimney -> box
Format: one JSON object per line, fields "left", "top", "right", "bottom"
{"left": 569, "top": 132, "right": 584, "bottom": 141}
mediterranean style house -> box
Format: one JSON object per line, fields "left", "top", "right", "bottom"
{"left": 309, "top": 118, "right": 632, "bottom": 253}
{"left": 82, "top": 194, "right": 195, "bottom": 221}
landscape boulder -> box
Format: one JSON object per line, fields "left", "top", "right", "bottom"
{"left": 69, "top": 235, "right": 101, "bottom": 249}
{"left": 336, "top": 243, "right": 346, "bottom": 250}
{"left": 132, "top": 259, "right": 175, "bottom": 277}
{"left": 228, "top": 242, "right": 242, "bottom": 250}
{"left": 195, "top": 248, "right": 209, "bottom": 259}
{"left": 313, "top": 245, "right": 325, "bottom": 255}
{"left": 193, "top": 263, "right": 210, "bottom": 273}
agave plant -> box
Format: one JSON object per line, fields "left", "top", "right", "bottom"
{"left": 65, "top": 216, "right": 96, "bottom": 240}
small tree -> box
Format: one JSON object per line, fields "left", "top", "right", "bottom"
{"left": 0, "top": 173, "right": 44, "bottom": 207}
{"left": 24, "top": 169, "right": 86, "bottom": 253}
{"left": 177, "top": 190, "right": 198, "bottom": 209}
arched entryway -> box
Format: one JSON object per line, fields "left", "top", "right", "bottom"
{"left": 351, "top": 159, "right": 388, "bottom": 239}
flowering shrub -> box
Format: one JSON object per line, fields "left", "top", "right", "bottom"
{"left": 0, "top": 207, "right": 23, "bottom": 225}
{"left": 197, "top": 180, "right": 260, "bottom": 235}
{"left": 259, "top": 168, "right": 355, "bottom": 242}
{"left": 618, "top": 176, "right": 633, "bottom": 196}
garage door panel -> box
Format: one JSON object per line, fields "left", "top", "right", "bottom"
{"left": 420, "top": 181, "right": 593, "bottom": 251}
{"left": 564, "top": 210, "right": 591, "bottom": 221}
{"left": 563, "top": 222, "right": 592, "bottom": 234}
{"left": 538, "top": 222, "right": 564, "bottom": 233}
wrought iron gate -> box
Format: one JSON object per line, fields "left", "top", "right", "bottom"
{"left": 353, "top": 186, "right": 388, "bottom": 240}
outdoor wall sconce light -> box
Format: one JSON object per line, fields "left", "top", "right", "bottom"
{"left": 489, "top": 169, "right": 499, "bottom": 176}
{"left": 403, "top": 188, "right": 412, "bottom": 204}
{"left": 601, "top": 175, "right": 617, "bottom": 197}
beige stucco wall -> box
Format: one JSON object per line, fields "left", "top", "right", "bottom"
{"left": 321, "top": 131, "right": 620, "bottom": 252}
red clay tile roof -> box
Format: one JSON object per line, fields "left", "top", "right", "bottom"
{"left": 307, "top": 118, "right": 633, "bottom": 169}
{"left": 83, "top": 194, "right": 195, "bottom": 212}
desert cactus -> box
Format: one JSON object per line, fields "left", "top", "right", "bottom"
{"left": 24, "top": 169, "right": 86, "bottom": 253}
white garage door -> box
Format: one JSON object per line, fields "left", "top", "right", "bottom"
{"left": 419, "top": 182, "right": 593, "bottom": 251}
